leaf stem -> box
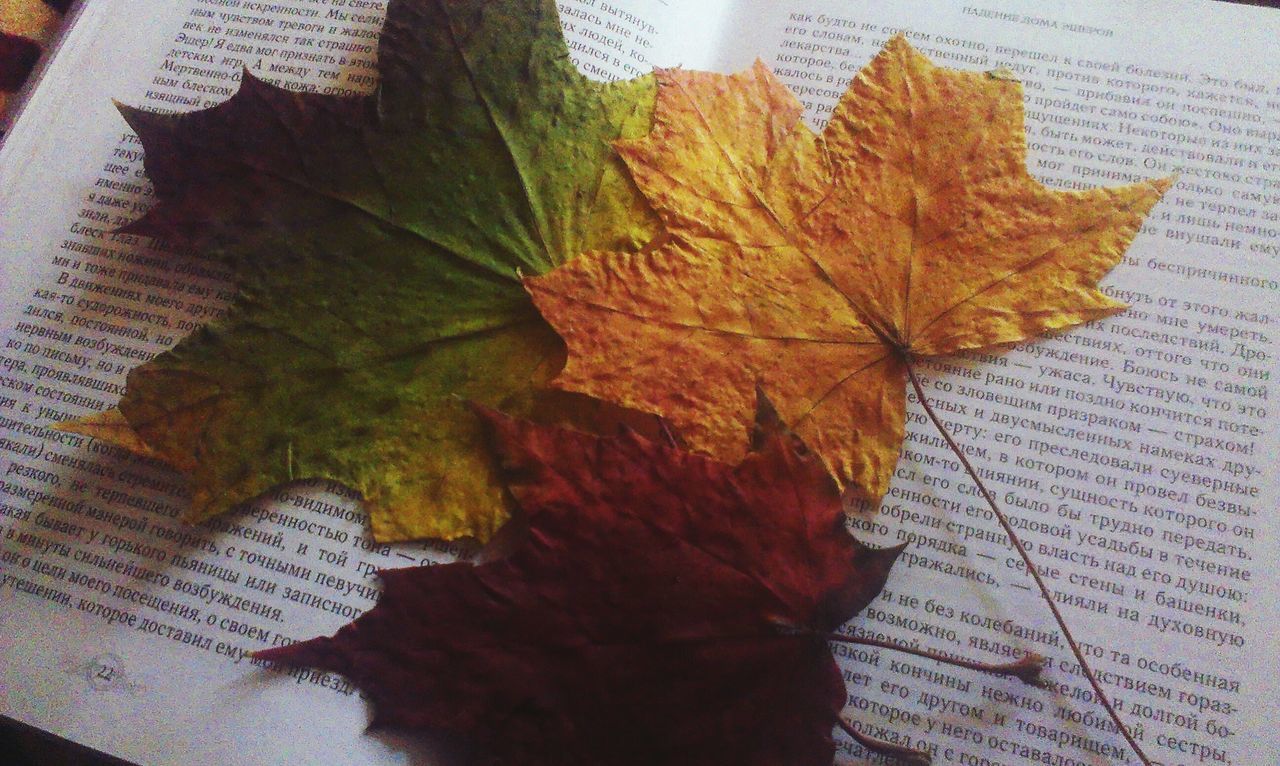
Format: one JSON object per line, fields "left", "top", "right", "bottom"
{"left": 838, "top": 719, "right": 931, "bottom": 765}
{"left": 905, "top": 362, "right": 1151, "bottom": 766}
{"left": 826, "top": 634, "right": 1043, "bottom": 684}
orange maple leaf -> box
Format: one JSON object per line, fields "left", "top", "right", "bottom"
{"left": 525, "top": 37, "right": 1170, "bottom": 501}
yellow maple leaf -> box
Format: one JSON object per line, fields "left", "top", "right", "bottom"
{"left": 526, "top": 37, "right": 1170, "bottom": 501}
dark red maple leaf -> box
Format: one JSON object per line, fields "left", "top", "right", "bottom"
{"left": 256, "top": 406, "right": 903, "bottom": 765}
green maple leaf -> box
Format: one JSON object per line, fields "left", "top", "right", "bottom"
{"left": 63, "top": 0, "right": 659, "bottom": 542}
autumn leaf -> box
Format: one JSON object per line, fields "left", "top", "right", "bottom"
{"left": 60, "top": 0, "right": 661, "bottom": 542}
{"left": 526, "top": 37, "right": 1170, "bottom": 501}
{"left": 256, "top": 406, "right": 903, "bottom": 765}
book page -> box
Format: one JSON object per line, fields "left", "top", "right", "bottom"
{"left": 709, "top": 1, "right": 1280, "bottom": 764}
{"left": 0, "top": 1, "right": 725, "bottom": 765}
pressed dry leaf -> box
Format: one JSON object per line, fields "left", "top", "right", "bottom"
{"left": 60, "top": 0, "right": 661, "bottom": 542}
{"left": 526, "top": 37, "right": 1170, "bottom": 501}
{"left": 258, "top": 407, "right": 903, "bottom": 765}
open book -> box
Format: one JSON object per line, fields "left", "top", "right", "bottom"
{"left": 2, "top": 0, "right": 1277, "bottom": 763}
